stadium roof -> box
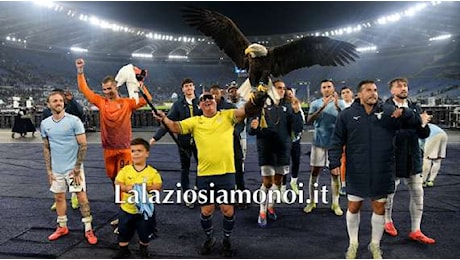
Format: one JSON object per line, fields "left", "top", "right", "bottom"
{"left": 1, "top": 1, "right": 459, "bottom": 62}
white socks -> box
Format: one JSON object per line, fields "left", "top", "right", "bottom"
{"left": 259, "top": 184, "right": 268, "bottom": 214}
{"left": 408, "top": 176, "right": 424, "bottom": 232}
{"left": 429, "top": 159, "right": 441, "bottom": 182}
{"left": 268, "top": 184, "right": 279, "bottom": 209}
{"left": 57, "top": 215, "right": 68, "bottom": 228}
{"left": 331, "top": 175, "right": 340, "bottom": 205}
{"left": 346, "top": 210, "right": 360, "bottom": 244}
{"left": 82, "top": 216, "right": 93, "bottom": 232}
{"left": 371, "top": 213, "right": 385, "bottom": 246}
{"left": 308, "top": 174, "right": 318, "bottom": 204}
{"left": 385, "top": 179, "right": 400, "bottom": 223}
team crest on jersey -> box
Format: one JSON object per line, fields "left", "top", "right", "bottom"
{"left": 375, "top": 112, "right": 383, "bottom": 120}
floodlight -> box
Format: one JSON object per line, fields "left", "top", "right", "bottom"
{"left": 356, "top": 46, "right": 378, "bottom": 52}
{"left": 132, "top": 53, "right": 152, "bottom": 58}
{"left": 70, "top": 47, "right": 88, "bottom": 53}
{"left": 168, "top": 55, "right": 188, "bottom": 59}
{"left": 429, "top": 34, "right": 452, "bottom": 41}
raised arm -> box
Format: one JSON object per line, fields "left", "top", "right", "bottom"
{"left": 75, "top": 59, "right": 101, "bottom": 105}
{"left": 152, "top": 110, "right": 181, "bottom": 134}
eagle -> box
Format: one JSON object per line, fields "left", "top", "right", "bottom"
{"left": 182, "top": 7, "right": 359, "bottom": 91}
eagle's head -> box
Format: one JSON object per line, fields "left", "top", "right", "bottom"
{"left": 245, "top": 43, "right": 268, "bottom": 58}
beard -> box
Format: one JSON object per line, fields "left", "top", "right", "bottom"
{"left": 52, "top": 106, "right": 64, "bottom": 114}
{"left": 396, "top": 93, "right": 408, "bottom": 99}
{"left": 365, "top": 96, "right": 378, "bottom": 105}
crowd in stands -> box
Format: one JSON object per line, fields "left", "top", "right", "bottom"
{"left": 0, "top": 39, "right": 459, "bottom": 110}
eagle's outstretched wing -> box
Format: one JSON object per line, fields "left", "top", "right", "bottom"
{"left": 182, "top": 7, "right": 251, "bottom": 69}
{"left": 270, "top": 36, "right": 359, "bottom": 77}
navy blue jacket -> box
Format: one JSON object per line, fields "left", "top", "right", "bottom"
{"left": 385, "top": 99, "right": 430, "bottom": 177}
{"left": 248, "top": 99, "right": 304, "bottom": 144}
{"left": 248, "top": 99, "right": 304, "bottom": 166}
{"left": 329, "top": 100, "right": 420, "bottom": 198}
{"left": 153, "top": 95, "right": 201, "bottom": 144}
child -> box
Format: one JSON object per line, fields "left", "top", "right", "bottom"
{"left": 114, "top": 138, "right": 162, "bottom": 258}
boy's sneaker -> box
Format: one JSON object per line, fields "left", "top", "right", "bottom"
{"left": 258, "top": 212, "right": 267, "bottom": 227}
{"left": 303, "top": 203, "right": 316, "bottom": 214}
{"left": 384, "top": 222, "right": 398, "bottom": 236}
{"left": 426, "top": 181, "right": 434, "bottom": 187}
{"left": 50, "top": 202, "right": 57, "bottom": 211}
{"left": 48, "top": 226, "right": 69, "bottom": 241}
{"left": 368, "top": 243, "right": 383, "bottom": 259}
{"left": 409, "top": 230, "right": 435, "bottom": 244}
{"left": 71, "top": 194, "right": 79, "bottom": 209}
{"left": 199, "top": 237, "right": 216, "bottom": 255}
{"left": 331, "top": 203, "right": 343, "bottom": 216}
{"left": 345, "top": 243, "right": 358, "bottom": 259}
{"left": 221, "top": 238, "right": 234, "bottom": 257}
{"left": 290, "top": 181, "right": 299, "bottom": 195}
{"left": 267, "top": 208, "right": 278, "bottom": 221}
{"left": 85, "top": 230, "right": 98, "bottom": 245}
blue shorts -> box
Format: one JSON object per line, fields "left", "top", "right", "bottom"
{"left": 196, "top": 173, "right": 235, "bottom": 205}
{"left": 118, "top": 209, "right": 157, "bottom": 244}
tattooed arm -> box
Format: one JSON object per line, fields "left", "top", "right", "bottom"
{"left": 42, "top": 138, "right": 54, "bottom": 185}
{"left": 73, "top": 133, "right": 88, "bottom": 185}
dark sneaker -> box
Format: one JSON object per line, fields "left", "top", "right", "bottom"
{"left": 199, "top": 237, "right": 216, "bottom": 255}
{"left": 221, "top": 238, "right": 234, "bottom": 257}
{"left": 113, "top": 247, "right": 131, "bottom": 259}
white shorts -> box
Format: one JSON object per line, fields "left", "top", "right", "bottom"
{"left": 260, "top": 165, "right": 290, "bottom": 177}
{"left": 310, "top": 145, "right": 329, "bottom": 167}
{"left": 347, "top": 194, "right": 386, "bottom": 203}
{"left": 424, "top": 132, "right": 448, "bottom": 159}
{"left": 50, "top": 166, "right": 86, "bottom": 194}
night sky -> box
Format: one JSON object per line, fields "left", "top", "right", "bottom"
{"left": 63, "top": 1, "right": 415, "bottom": 35}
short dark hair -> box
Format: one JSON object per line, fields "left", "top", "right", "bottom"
{"left": 130, "top": 138, "right": 150, "bottom": 152}
{"left": 357, "top": 80, "right": 375, "bottom": 92}
{"left": 286, "top": 87, "right": 293, "bottom": 91}
{"left": 102, "top": 75, "right": 116, "bottom": 84}
{"left": 321, "top": 79, "right": 334, "bottom": 85}
{"left": 388, "top": 77, "right": 408, "bottom": 89}
{"left": 340, "top": 86, "right": 353, "bottom": 93}
{"left": 210, "top": 84, "right": 220, "bottom": 90}
{"left": 181, "top": 78, "right": 194, "bottom": 87}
